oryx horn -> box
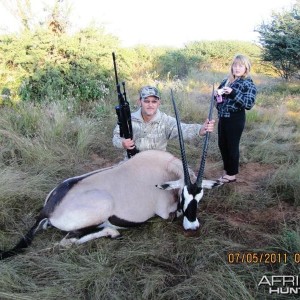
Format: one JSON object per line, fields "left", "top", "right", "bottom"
{"left": 170, "top": 89, "right": 191, "bottom": 186}
{"left": 196, "top": 85, "right": 215, "bottom": 187}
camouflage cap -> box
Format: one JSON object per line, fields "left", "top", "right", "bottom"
{"left": 139, "top": 86, "right": 160, "bottom": 100}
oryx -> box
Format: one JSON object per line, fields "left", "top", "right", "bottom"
{"left": 0, "top": 89, "right": 220, "bottom": 260}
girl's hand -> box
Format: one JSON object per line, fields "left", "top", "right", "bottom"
{"left": 223, "top": 87, "right": 233, "bottom": 94}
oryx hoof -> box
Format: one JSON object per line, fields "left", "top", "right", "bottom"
{"left": 168, "top": 211, "right": 177, "bottom": 222}
{"left": 59, "top": 237, "right": 78, "bottom": 247}
{"left": 112, "top": 234, "right": 123, "bottom": 240}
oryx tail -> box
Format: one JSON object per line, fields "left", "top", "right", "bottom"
{"left": 0, "top": 218, "right": 46, "bottom": 259}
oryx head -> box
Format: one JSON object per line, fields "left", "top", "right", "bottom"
{"left": 158, "top": 88, "right": 216, "bottom": 231}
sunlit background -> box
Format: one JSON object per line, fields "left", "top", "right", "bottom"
{"left": 0, "top": 0, "right": 294, "bottom": 47}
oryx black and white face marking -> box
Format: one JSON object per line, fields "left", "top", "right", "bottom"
{"left": 181, "top": 184, "right": 204, "bottom": 230}
{"left": 156, "top": 179, "right": 221, "bottom": 231}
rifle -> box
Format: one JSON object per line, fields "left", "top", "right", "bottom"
{"left": 112, "top": 52, "right": 139, "bottom": 159}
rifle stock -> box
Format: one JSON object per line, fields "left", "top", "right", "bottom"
{"left": 112, "top": 52, "right": 139, "bottom": 158}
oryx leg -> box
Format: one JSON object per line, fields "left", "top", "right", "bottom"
{"left": 59, "top": 226, "right": 121, "bottom": 247}
{"left": 202, "top": 179, "right": 222, "bottom": 188}
{"left": 153, "top": 191, "right": 178, "bottom": 220}
{"left": 168, "top": 202, "right": 183, "bottom": 221}
{"left": 168, "top": 211, "right": 177, "bottom": 221}
{"left": 154, "top": 187, "right": 179, "bottom": 220}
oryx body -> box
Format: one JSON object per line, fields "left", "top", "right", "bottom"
{"left": 48, "top": 150, "right": 186, "bottom": 234}
{"left": 0, "top": 88, "right": 220, "bottom": 260}
{"left": 0, "top": 150, "right": 219, "bottom": 259}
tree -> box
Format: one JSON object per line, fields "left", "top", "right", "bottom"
{"left": 256, "top": 0, "right": 300, "bottom": 80}
{"left": 0, "top": 0, "right": 33, "bottom": 31}
{"left": 0, "top": 0, "right": 72, "bottom": 33}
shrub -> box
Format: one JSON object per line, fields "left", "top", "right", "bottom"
{"left": 19, "top": 64, "right": 110, "bottom": 102}
{"left": 0, "top": 27, "right": 119, "bottom": 103}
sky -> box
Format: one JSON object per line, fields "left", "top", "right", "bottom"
{"left": 0, "top": 0, "right": 296, "bottom": 47}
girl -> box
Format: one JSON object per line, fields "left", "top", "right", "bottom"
{"left": 216, "top": 54, "right": 257, "bottom": 183}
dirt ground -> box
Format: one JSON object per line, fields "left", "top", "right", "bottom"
{"left": 205, "top": 161, "right": 300, "bottom": 248}
{"left": 206, "top": 161, "right": 276, "bottom": 194}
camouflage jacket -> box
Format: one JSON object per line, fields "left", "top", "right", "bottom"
{"left": 112, "top": 108, "right": 202, "bottom": 154}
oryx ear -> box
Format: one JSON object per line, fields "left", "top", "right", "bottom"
{"left": 202, "top": 179, "right": 223, "bottom": 189}
{"left": 156, "top": 180, "right": 182, "bottom": 190}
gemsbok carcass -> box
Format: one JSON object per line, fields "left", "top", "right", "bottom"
{"left": 0, "top": 89, "right": 221, "bottom": 260}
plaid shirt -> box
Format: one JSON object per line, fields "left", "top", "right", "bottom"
{"left": 216, "top": 77, "right": 257, "bottom": 118}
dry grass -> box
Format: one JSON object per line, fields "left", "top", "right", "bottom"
{"left": 0, "top": 75, "right": 299, "bottom": 299}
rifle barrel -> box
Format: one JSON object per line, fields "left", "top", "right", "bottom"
{"left": 112, "top": 52, "right": 119, "bottom": 86}
{"left": 112, "top": 52, "right": 139, "bottom": 159}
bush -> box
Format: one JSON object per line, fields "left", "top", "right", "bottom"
{"left": 0, "top": 27, "right": 119, "bottom": 103}
{"left": 19, "top": 64, "right": 110, "bottom": 102}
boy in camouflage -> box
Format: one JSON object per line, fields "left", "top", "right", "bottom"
{"left": 113, "top": 86, "right": 215, "bottom": 156}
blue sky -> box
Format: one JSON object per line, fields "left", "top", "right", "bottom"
{"left": 0, "top": 0, "right": 295, "bottom": 47}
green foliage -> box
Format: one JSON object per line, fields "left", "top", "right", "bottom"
{"left": 256, "top": 1, "right": 300, "bottom": 80}
{"left": 0, "top": 29, "right": 273, "bottom": 104}
{"left": 266, "top": 81, "right": 300, "bottom": 95}
{"left": 121, "top": 46, "right": 165, "bottom": 78}
{"left": 0, "top": 27, "right": 119, "bottom": 102}
{"left": 182, "top": 40, "right": 262, "bottom": 72}
{"left": 155, "top": 41, "right": 263, "bottom": 79}
{"left": 19, "top": 63, "right": 110, "bottom": 102}
{"left": 157, "top": 48, "right": 202, "bottom": 78}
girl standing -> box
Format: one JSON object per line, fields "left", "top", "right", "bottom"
{"left": 216, "top": 54, "right": 257, "bottom": 183}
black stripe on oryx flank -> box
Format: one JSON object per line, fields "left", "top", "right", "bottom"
{"left": 42, "top": 173, "right": 94, "bottom": 216}
{"left": 108, "top": 215, "right": 145, "bottom": 228}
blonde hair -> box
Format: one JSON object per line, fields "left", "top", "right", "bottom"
{"left": 227, "top": 54, "right": 251, "bottom": 83}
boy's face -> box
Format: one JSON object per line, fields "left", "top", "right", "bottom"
{"left": 139, "top": 96, "right": 160, "bottom": 117}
